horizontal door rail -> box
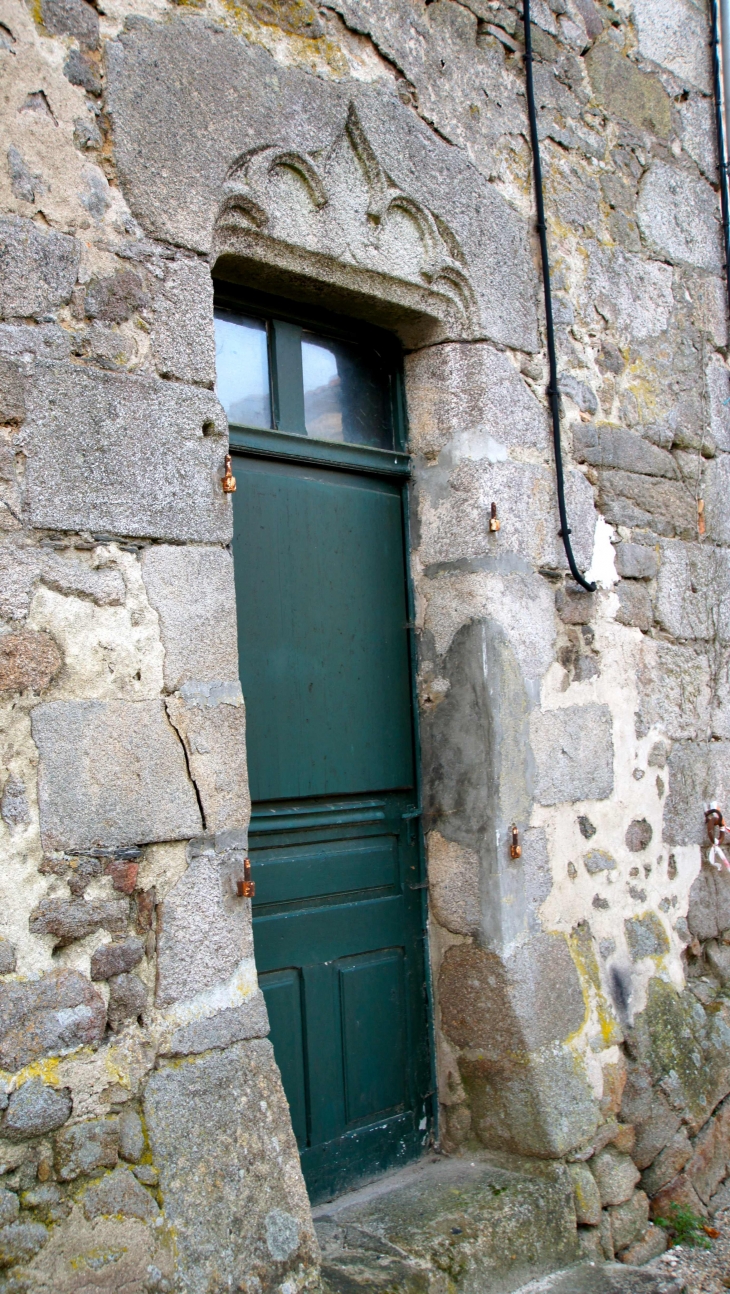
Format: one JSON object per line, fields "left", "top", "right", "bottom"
{"left": 229, "top": 425, "right": 411, "bottom": 478}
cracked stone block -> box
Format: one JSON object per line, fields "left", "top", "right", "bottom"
{"left": 2, "top": 1080, "right": 71, "bottom": 1141}
{"left": 684, "top": 1098, "right": 730, "bottom": 1204}
{"left": 590, "top": 1147, "right": 640, "bottom": 1207}
{"left": 90, "top": 938, "right": 144, "bottom": 982}
{"left": 32, "top": 698, "right": 202, "bottom": 852}
{"left": 531, "top": 704, "right": 614, "bottom": 806}
{"left": 55, "top": 1119, "right": 119, "bottom": 1181}
{"left": 165, "top": 695, "right": 250, "bottom": 834}
{"left": 618, "top": 1224, "right": 668, "bottom": 1265}
{"left": 118, "top": 1110, "right": 144, "bottom": 1163}
{"left": 40, "top": 555, "right": 126, "bottom": 606}
{"left": 637, "top": 162, "right": 722, "bottom": 272}
{"left": 633, "top": 0, "right": 710, "bottom": 92}
{"left": 82, "top": 1165, "right": 159, "bottom": 1221}
{"left": 632, "top": 1091, "right": 681, "bottom": 1170}
{"left": 0, "top": 218, "right": 81, "bottom": 320}
{"left": 107, "top": 973, "right": 147, "bottom": 1031}
{"left": 29, "top": 897, "right": 129, "bottom": 949}
{"left": 20, "top": 362, "right": 230, "bottom": 542}
{"left": 0, "top": 629, "right": 62, "bottom": 695}
{"left": 573, "top": 424, "right": 676, "bottom": 478}
{"left": 152, "top": 256, "right": 216, "bottom": 385}
{"left": 155, "top": 847, "right": 253, "bottom": 1008}
{"left": 144, "top": 1039, "right": 319, "bottom": 1293}
{"left": 0, "top": 970, "right": 106, "bottom": 1071}
{"left": 641, "top": 1129, "right": 693, "bottom": 1196}
{"left": 140, "top": 544, "right": 238, "bottom": 690}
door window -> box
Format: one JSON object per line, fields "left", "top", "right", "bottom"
{"left": 214, "top": 307, "right": 397, "bottom": 451}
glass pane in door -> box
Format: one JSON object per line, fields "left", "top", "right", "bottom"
{"left": 215, "top": 311, "right": 271, "bottom": 428}
{"left": 301, "top": 333, "right": 393, "bottom": 449}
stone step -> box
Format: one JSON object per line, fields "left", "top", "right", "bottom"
{"left": 514, "top": 1264, "right": 686, "bottom": 1293}
{"left": 314, "top": 1153, "right": 582, "bottom": 1293}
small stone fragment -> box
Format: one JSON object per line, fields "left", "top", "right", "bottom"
{"left": 609, "top": 1189, "right": 649, "bottom": 1253}
{"left": 556, "top": 584, "right": 597, "bottom": 625}
{"left": 0, "top": 630, "right": 62, "bottom": 695}
{"left": 0, "top": 970, "right": 106, "bottom": 1070}
{"left": 568, "top": 1161, "right": 602, "bottom": 1225}
{"left": 625, "top": 818, "right": 653, "bottom": 852}
{"left": 625, "top": 912, "right": 670, "bottom": 960}
{"left": 1, "top": 776, "right": 29, "bottom": 829}
{"left": 54, "top": 1118, "right": 119, "bottom": 1181}
{"left": 648, "top": 741, "right": 669, "bottom": 768}
{"left": 106, "top": 858, "right": 139, "bottom": 894}
{"left": 0, "top": 1190, "right": 18, "bottom": 1227}
{"left": 2, "top": 1080, "right": 71, "bottom": 1142}
{"left": 133, "top": 1163, "right": 158, "bottom": 1185}
{"left": 64, "top": 48, "right": 101, "bottom": 94}
{"left": 107, "top": 973, "right": 147, "bottom": 1031}
{"left": 584, "top": 850, "right": 616, "bottom": 875}
{"left": 85, "top": 271, "right": 149, "bottom": 323}
{"left": 82, "top": 1165, "right": 159, "bottom": 1221}
{"left": 90, "top": 938, "right": 144, "bottom": 982}
{"left": 618, "top": 1222, "right": 667, "bottom": 1264}
{"left": 118, "top": 1109, "right": 144, "bottom": 1163}
{"left": 578, "top": 815, "right": 597, "bottom": 839}
{"left": 20, "top": 1181, "right": 71, "bottom": 1223}
{"left": 0, "top": 941, "right": 16, "bottom": 975}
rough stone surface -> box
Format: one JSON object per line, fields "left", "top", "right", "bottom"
{"left": 166, "top": 989, "right": 269, "bottom": 1057}
{"left": 637, "top": 162, "right": 722, "bottom": 271}
{"left": 610, "top": 1190, "right": 649, "bottom": 1255}
{"left": 0, "top": 940, "right": 16, "bottom": 974}
{"left": 625, "top": 913, "right": 670, "bottom": 961}
{"left": 0, "top": 776, "right": 29, "bottom": 829}
{"left": 141, "top": 544, "right": 238, "bottom": 690}
{"left": 156, "top": 846, "right": 254, "bottom": 1008}
{"left": 90, "top": 937, "right": 144, "bottom": 981}
{"left": 55, "top": 1118, "right": 119, "bottom": 1181}
{"left": 615, "top": 543, "right": 659, "bottom": 581}
{"left": 615, "top": 583, "right": 652, "bottom": 632}
{"left": 0, "top": 1221, "right": 49, "bottom": 1267}
{"left": 152, "top": 255, "right": 216, "bottom": 384}
{"left": 85, "top": 269, "right": 149, "bottom": 323}
{"left": 107, "top": 972, "right": 147, "bottom": 1030}
{"left": 0, "top": 218, "right": 80, "bottom": 320}
{"left": 0, "top": 1191, "right": 19, "bottom": 1227}
{"left": 641, "top": 1129, "right": 693, "bottom": 1196}
{"left": 165, "top": 695, "right": 250, "bottom": 833}
{"left": 118, "top": 1109, "right": 144, "bottom": 1163}
{"left": 531, "top": 705, "right": 614, "bottom": 806}
{"left": 1, "top": 1079, "right": 71, "bottom": 1141}
{"left": 32, "top": 698, "right": 202, "bottom": 851}
{"left": 82, "top": 1164, "right": 159, "bottom": 1221}
{"left": 0, "top": 970, "right": 106, "bottom": 1071}
{"left": 20, "top": 363, "right": 231, "bottom": 542}
{"left": 590, "top": 1148, "right": 640, "bottom": 1207}
{"left": 663, "top": 740, "right": 730, "bottom": 846}
{"left": 585, "top": 41, "right": 671, "bottom": 139}
{"left": 568, "top": 1162, "right": 602, "bottom": 1226}
{"left": 29, "top": 897, "right": 129, "bottom": 948}
{"left": 144, "top": 1039, "right": 318, "bottom": 1294}
{"left": 0, "top": 629, "right": 62, "bottom": 695}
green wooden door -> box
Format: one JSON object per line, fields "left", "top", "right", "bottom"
{"left": 219, "top": 292, "right": 431, "bottom": 1203}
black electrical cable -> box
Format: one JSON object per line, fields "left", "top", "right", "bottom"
{"left": 522, "top": 0, "right": 596, "bottom": 592}
{"left": 710, "top": 0, "right": 730, "bottom": 321}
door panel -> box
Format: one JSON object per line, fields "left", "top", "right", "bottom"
{"left": 233, "top": 456, "right": 414, "bottom": 802}
{"left": 232, "top": 450, "right": 430, "bottom": 1203}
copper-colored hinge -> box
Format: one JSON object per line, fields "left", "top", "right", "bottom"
{"left": 236, "top": 858, "right": 255, "bottom": 898}
{"left": 222, "top": 454, "right": 237, "bottom": 493}
{"left": 510, "top": 825, "right": 521, "bottom": 859}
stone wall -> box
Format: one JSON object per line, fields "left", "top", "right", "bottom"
{"left": 0, "top": 0, "right": 729, "bottom": 1285}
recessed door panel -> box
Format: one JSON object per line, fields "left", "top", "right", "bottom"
{"left": 339, "top": 949, "right": 406, "bottom": 1125}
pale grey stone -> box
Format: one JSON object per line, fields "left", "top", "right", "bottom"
{"left": 7, "top": 146, "right": 40, "bottom": 204}
{"left": 40, "top": 555, "right": 126, "bottom": 606}
{"left": 633, "top": 1090, "right": 682, "bottom": 1170}
{"left": 680, "top": 94, "right": 717, "bottom": 182}
{"left": 703, "top": 454, "right": 730, "bottom": 546}
{"left": 655, "top": 540, "right": 730, "bottom": 642}
{"left": 0, "top": 543, "right": 42, "bottom": 621}
{"left": 640, "top": 1129, "right": 693, "bottom": 1196}
{"left": 706, "top": 358, "right": 730, "bottom": 451}
{"left": 144, "top": 1039, "right": 318, "bottom": 1294}
{"left": 585, "top": 41, "right": 671, "bottom": 140}
{"left": 405, "top": 342, "right": 548, "bottom": 459}
{"left": 82, "top": 1165, "right": 159, "bottom": 1221}
{"left": 1, "top": 775, "right": 29, "bottom": 828}
{"left": 166, "top": 990, "right": 269, "bottom": 1057}
{"left": 0, "top": 323, "right": 71, "bottom": 362}
{"left": 706, "top": 940, "right": 730, "bottom": 986}
{"left": 633, "top": 0, "right": 711, "bottom": 92}
{"left": 140, "top": 545, "right": 238, "bottom": 690}
{"left": 155, "top": 846, "right": 254, "bottom": 1009}
{"left": 119, "top": 1109, "right": 144, "bottom": 1163}
{"left": 582, "top": 246, "right": 674, "bottom": 343}
{"left": 0, "top": 969, "right": 106, "bottom": 1071}
{"left": 531, "top": 704, "right": 614, "bottom": 806}
{"left": 0, "top": 1190, "right": 18, "bottom": 1226}
{"left": 589, "top": 1146, "right": 640, "bottom": 1207}
{"left": 664, "top": 740, "right": 730, "bottom": 845}
{"left": 1, "top": 1080, "right": 71, "bottom": 1141}
{"left": 597, "top": 469, "right": 696, "bottom": 539}
{"left": 637, "top": 640, "right": 710, "bottom": 741}
{"left": 427, "top": 835, "right": 481, "bottom": 937}
{"left": 615, "top": 542, "right": 658, "bottom": 580}
{"left": 31, "top": 699, "right": 202, "bottom": 852}
{"left": 0, "top": 355, "right": 27, "bottom": 424}
{"left": 0, "top": 218, "right": 80, "bottom": 320}
{"left": 40, "top": 0, "right": 98, "bottom": 47}
{"left": 106, "top": 18, "right": 538, "bottom": 351}
{"left": 687, "top": 866, "right": 720, "bottom": 942}
{"left": 636, "top": 162, "right": 722, "bottom": 272}
{"left": 20, "top": 362, "right": 230, "bottom": 542}
{"left": 615, "top": 582, "right": 652, "bottom": 632}
{"left": 572, "top": 423, "right": 676, "bottom": 478}
{"left": 625, "top": 912, "right": 670, "bottom": 960}
{"left": 55, "top": 1118, "right": 119, "bottom": 1181}
{"left": 0, "top": 1221, "right": 49, "bottom": 1266}
{"left": 609, "top": 1190, "right": 649, "bottom": 1255}
{"left": 568, "top": 1162, "right": 602, "bottom": 1226}
{"left": 583, "top": 849, "right": 616, "bottom": 875}
{"left": 152, "top": 256, "right": 216, "bottom": 385}
{"left": 559, "top": 375, "right": 597, "bottom": 415}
